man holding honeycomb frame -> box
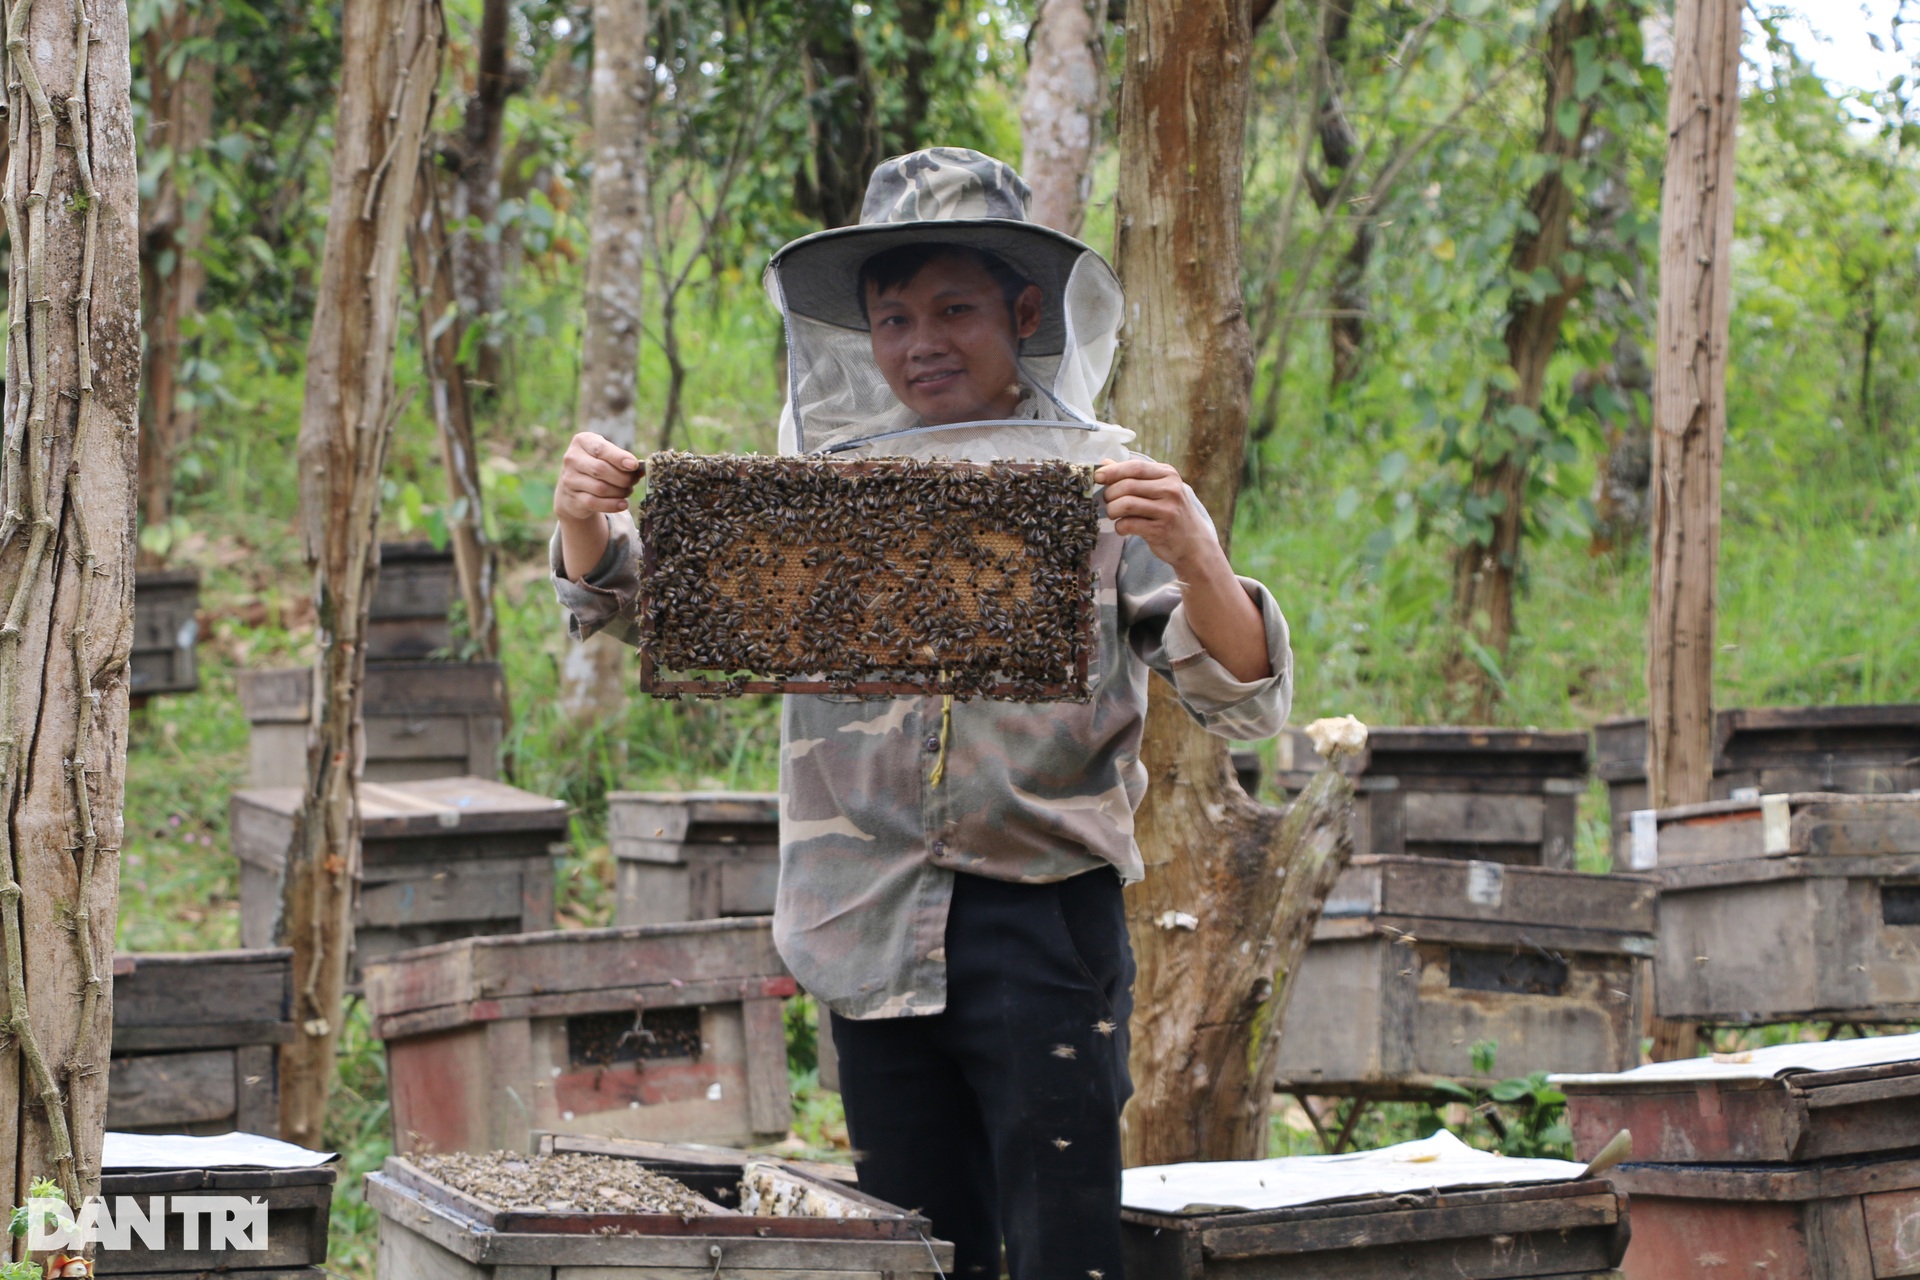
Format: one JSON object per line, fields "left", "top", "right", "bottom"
{"left": 553, "top": 148, "right": 1292, "bottom": 1278}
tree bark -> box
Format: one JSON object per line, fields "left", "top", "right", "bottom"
{"left": 136, "top": 0, "right": 217, "bottom": 541}
{"left": 888, "top": 0, "right": 941, "bottom": 155}
{"left": 448, "top": 0, "right": 512, "bottom": 394}
{"left": 1019, "top": 0, "right": 1104, "bottom": 236}
{"left": 1303, "top": 0, "right": 1374, "bottom": 389}
{"left": 1646, "top": 0, "right": 1740, "bottom": 1062}
{"left": 560, "top": 0, "right": 647, "bottom": 723}
{"left": 0, "top": 0, "right": 140, "bottom": 1213}
{"left": 408, "top": 161, "right": 500, "bottom": 660}
{"left": 795, "top": 0, "right": 880, "bottom": 229}
{"left": 1445, "top": 0, "right": 1600, "bottom": 719}
{"left": 279, "top": 0, "right": 443, "bottom": 1146}
{"left": 1110, "top": 0, "right": 1354, "bottom": 1166}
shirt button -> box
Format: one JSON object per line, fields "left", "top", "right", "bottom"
{"left": 924, "top": 736, "right": 940, "bottom": 753}
{"left": 932, "top": 841, "right": 947, "bottom": 856}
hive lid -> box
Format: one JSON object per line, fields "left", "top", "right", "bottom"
{"left": 232, "top": 776, "right": 567, "bottom": 836}
{"left": 1594, "top": 704, "right": 1920, "bottom": 782}
{"left": 1552, "top": 1030, "right": 1920, "bottom": 1086}
{"left": 1278, "top": 724, "right": 1589, "bottom": 782}
{"left": 1320, "top": 856, "right": 1657, "bottom": 935}
{"left": 1121, "top": 1130, "right": 1590, "bottom": 1216}
{"left": 1632, "top": 791, "right": 1920, "bottom": 870}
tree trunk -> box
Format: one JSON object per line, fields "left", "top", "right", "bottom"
{"left": 888, "top": 0, "right": 941, "bottom": 154}
{"left": 1110, "top": 0, "right": 1354, "bottom": 1166}
{"left": 279, "top": 0, "right": 443, "bottom": 1146}
{"left": 0, "top": 0, "right": 140, "bottom": 1213}
{"left": 1303, "top": 0, "right": 1374, "bottom": 389}
{"left": 1646, "top": 0, "right": 1739, "bottom": 1063}
{"left": 560, "top": 0, "right": 647, "bottom": 723}
{"left": 1445, "top": 0, "right": 1600, "bottom": 719}
{"left": 136, "top": 0, "right": 217, "bottom": 542}
{"left": 795, "top": 0, "right": 880, "bottom": 229}
{"left": 448, "top": 0, "right": 512, "bottom": 395}
{"left": 408, "top": 161, "right": 500, "bottom": 660}
{"left": 1019, "top": 0, "right": 1105, "bottom": 236}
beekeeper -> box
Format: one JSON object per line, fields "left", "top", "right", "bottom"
{"left": 552, "top": 147, "right": 1293, "bottom": 1279}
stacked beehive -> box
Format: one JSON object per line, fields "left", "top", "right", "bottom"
{"left": 130, "top": 568, "right": 201, "bottom": 700}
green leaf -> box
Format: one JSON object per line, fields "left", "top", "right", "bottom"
{"left": 1334, "top": 487, "right": 1362, "bottom": 520}
{"left": 1556, "top": 99, "right": 1582, "bottom": 141}
{"left": 1378, "top": 451, "right": 1410, "bottom": 486}
{"left": 1430, "top": 1078, "right": 1476, "bottom": 1102}
{"left": 1489, "top": 1078, "right": 1532, "bottom": 1102}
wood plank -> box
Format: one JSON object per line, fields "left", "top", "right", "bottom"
{"left": 106, "top": 1049, "right": 237, "bottom": 1128}
{"left": 372, "top": 976, "right": 797, "bottom": 1041}
{"left": 235, "top": 1042, "right": 280, "bottom": 1137}
{"left": 1200, "top": 1191, "right": 1618, "bottom": 1259}
{"left": 363, "top": 714, "right": 482, "bottom": 761}
{"left": 1326, "top": 857, "right": 1657, "bottom": 934}
{"left": 357, "top": 859, "right": 533, "bottom": 928}
{"left": 743, "top": 996, "right": 792, "bottom": 1136}
{"left": 614, "top": 862, "right": 694, "bottom": 926}
{"left": 1612, "top": 1154, "right": 1920, "bottom": 1202}
{"left": 1403, "top": 790, "right": 1546, "bottom": 845}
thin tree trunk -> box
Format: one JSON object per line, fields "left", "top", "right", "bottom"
{"left": 795, "top": 0, "right": 880, "bottom": 229}
{"left": 408, "top": 161, "right": 499, "bottom": 660}
{"left": 1304, "top": 0, "right": 1374, "bottom": 389}
{"left": 1110, "top": 0, "right": 1354, "bottom": 1166}
{"left": 1445, "top": 0, "right": 1600, "bottom": 719}
{"left": 1019, "top": 0, "right": 1104, "bottom": 236}
{"left": 136, "top": 0, "right": 217, "bottom": 542}
{"left": 448, "top": 0, "right": 512, "bottom": 395}
{"left": 279, "top": 0, "right": 443, "bottom": 1145}
{"left": 0, "top": 0, "right": 140, "bottom": 1214}
{"left": 560, "top": 0, "right": 647, "bottom": 723}
{"left": 1646, "top": 0, "right": 1739, "bottom": 1063}
{"left": 889, "top": 0, "right": 940, "bottom": 154}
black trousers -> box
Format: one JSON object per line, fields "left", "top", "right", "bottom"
{"left": 831, "top": 867, "right": 1135, "bottom": 1280}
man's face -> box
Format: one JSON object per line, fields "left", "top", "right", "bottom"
{"left": 865, "top": 252, "right": 1043, "bottom": 426}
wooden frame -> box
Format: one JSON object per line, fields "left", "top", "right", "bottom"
{"left": 367, "top": 1137, "right": 951, "bottom": 1276}
{"left": 637, "top": 456, "right": 1097, "bottom": 701}
{"left": 1121, "top": 1178, "right": 1628, "bottom": 1279}
{"left": 108, "top": 948, "right": 293, "bottom": 1137}
{"left": 1273, "top": 857, "right": 1656, "bottom": 1097}
{"left": 130, "top": 567, "right": 201, "bottom": 698}
{"left": 368, "top": 539, "right": 458, "bottom": 659}
{"left": 364, "top": 919, "right": 796, "bottom": 1153}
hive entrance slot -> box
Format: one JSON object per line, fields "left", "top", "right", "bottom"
{"left": 1447, "top": 947, "right": 1569, "bottom": 997}
{"left": 567, "top": 1007, "right": 704, "bottom": 1068}
{"left": 1884, "top": 884, "right": 1920, "bottom": 926}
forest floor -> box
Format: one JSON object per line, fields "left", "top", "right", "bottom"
{"left": 116, "top": 302, "right": 1920, "bottom": 1274}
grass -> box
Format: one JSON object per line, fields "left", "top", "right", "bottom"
{"left": 105, "top": 253, "right": 1919, "bottom": 1270}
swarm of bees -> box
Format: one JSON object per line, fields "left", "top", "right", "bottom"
{"left": 638, "top": 452, "right": 1099, "bottom": 702}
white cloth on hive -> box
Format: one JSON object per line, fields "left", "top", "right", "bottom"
{"left": 1551, "top": 1030, "right": 1920, "bottom": 1086}
{"left": 1120, "top": 1129, "right": 1589, "bottom": 1216}
{"left": 102, "top": 1131, "right": 335, "bottom": 1170}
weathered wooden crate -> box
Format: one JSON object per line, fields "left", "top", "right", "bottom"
{"left": 1272, "top": 856, "right": 1656, "bottom": 1097}
{"left": 131, "top": 568, "right": 201, "bottom": 698}
{"left": 364, "top": 918, "right": 796, "bottom": 1153}
{"left": 1123, "top": 1179, "right": 1628, "bottom": 1279}
{"left": 94, "top": 1163, "right": 334, "bottom": 1277}
{"left": 1275, "top": 725, "right": 1590, "bottom": 868}
{"left": 609, "top": 791, "right": 779, "bottom": 926}
{"left": 234, "top": 777, "right": 565, "bottom": 982}
{"left": 1642, "top": 792, "right": 1920, "bottom": 1024}
{"left": 238, "top": 659, "right": 506, "bottom": 787}
{"left": 369, "top": 539, "right": 457, "bottom": 659}
{"left": 108, "top": 948, "right": 292, "bottom": 1137}
{"left": 1597, "top": 704, "right": 1920, "bottom": 868}
{"left": 367, "top": 1134, "right": 949, "bottom": 1277}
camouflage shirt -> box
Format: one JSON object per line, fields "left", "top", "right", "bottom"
{"left": 552, "top": 505, "right": 1292, "bottom": 1020}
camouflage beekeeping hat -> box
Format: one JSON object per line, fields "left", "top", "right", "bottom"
{"left": 767, "top": 147, "right": 1113, "bottom": 359}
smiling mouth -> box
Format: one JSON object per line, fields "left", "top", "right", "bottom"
{"left": 909, "top": 369, "right": 964, "bottom": 390}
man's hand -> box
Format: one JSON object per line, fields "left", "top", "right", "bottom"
{"left": 1093, "top": 456, "right": 1272, "bottom": 683}
{"left": 555, "top": 432, "right": 643, "bottom": 580}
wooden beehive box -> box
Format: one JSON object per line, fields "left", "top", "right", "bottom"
{"left": 1272, "top": 856, "right": 1656, "bottom": 1096}
{"left": 1597, "top": 704, "right": 1920, "bottom": 868}
{"left": 369, "top": 539, "right": 457, "bottom": 659}
{"left": 363, "top": 918, "right": 795, "bottom": 1154}
{"left": 130, "top": 568, "right": 200, "bottom": 698}
{"left": 238, "top": 660, "right": 506, "bottom": 787}
{"left": 367, "top": 1134, "right": 949, "bottom": 1278}
{"left": 1557, "top": 1037, "right": 1920, "bottom": 1279}
{"left": 233, "top": 777, "right": 565, "bottom": 982}
{"left": 108, "top": 948, "right": 292, "bottom": 1137}
{"left": 608, "top": 790, "right": 779, "bottom": 926}
{"left": 1641, "top": 792, "right": 1920, "bottom": 1024}
{"left": 95, "top": 1145, "right": 335, "bottom": 1278}
{"left": 1274, "top": 725, "right": 1590, "bottom": 868}
{"left": 639, "top": 452, "right": 1097, "bottom": 700}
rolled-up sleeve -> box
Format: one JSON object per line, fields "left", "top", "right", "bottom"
{"left": 1117, "top": 525, "right": 1294, "bottom": 742}
{"left": 550, "top": 511, "right": 644, "bottom": 647}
